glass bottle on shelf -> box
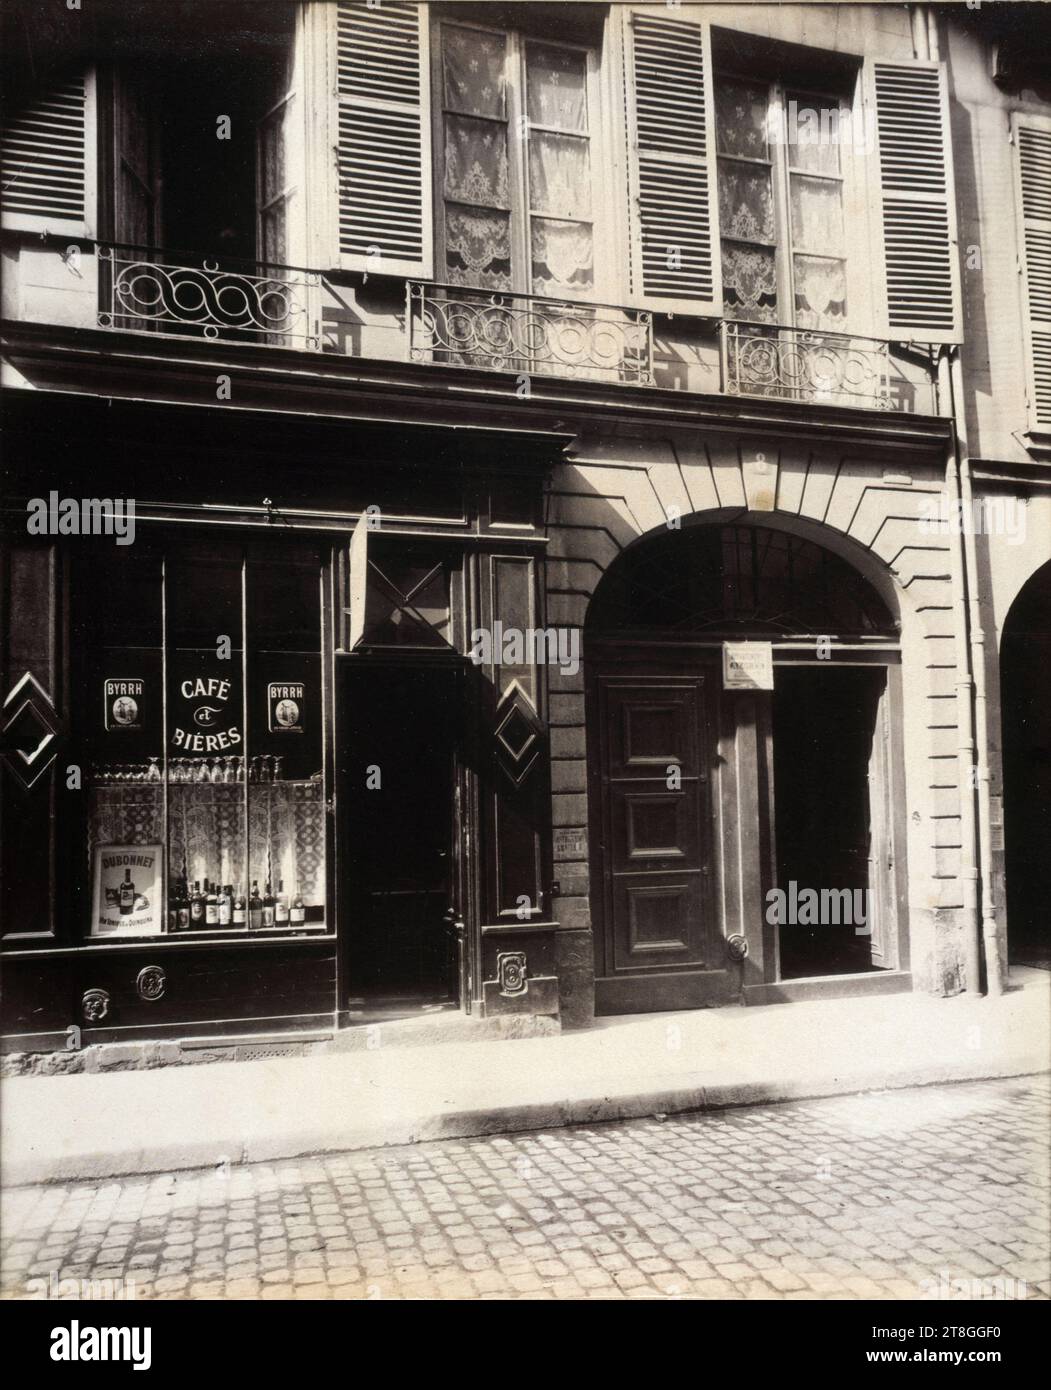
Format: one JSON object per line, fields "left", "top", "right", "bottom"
{"left": 262, "top": 882, "right": 275, "bottom": 928}
{"left": 205, "top": 879, "right": 219, "bottom": 927}
{"left": 275, "top": 879, "right": 289, "bottom": 926}
{"left": 217, "top": 883, "right": 231, "bottom": 927}
{"left": 249, "top": 881, "right": 263, "bottom": 930}
{"left": 190, "top": 880, "right": 205, "bottom": 927}
{"left": 290, "top": 884, "right": 306, "bottom": 926}
{"left": 232, "top": 883, "right": 246, "bottom": 927}
{"left": 119, "top": 868, "right": 136, "bottom": 916}
{"left": 177, "top": 876, "right": 191, "bottom": 931}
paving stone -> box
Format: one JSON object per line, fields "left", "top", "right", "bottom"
{"left": 2, "top": 1076, "right": 1046, "bottom": 1303}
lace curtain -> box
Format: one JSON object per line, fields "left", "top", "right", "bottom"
{"left": 444, "top": 204, "right": 512, "bottom": 289}
{"left": 722, "top": 242, "right": 778, "bottom": 322}
{"left": 529, "top": 131, "right": 590, "bottom": 220}
{"left": 794, "top": 254, "right": 847, "bottom": 328}
{"left": 526, "top": 44, "right": 587, "bottom": 131}
{"left": 443, "top": 25, "right": 506, "bottom": 117}
{"left": 715, "top": 78, "right": 770, "bottom": 159}
{"left": 444, "top": 116, "right": 509, "bottom": 208}
{"left": 789, "top": 175, "right": 844, "bottom": 257}
{"left": 531, "top": 218, "right": 593, "bottom": 294}
{"left": 718, "top": 161, "right": 775, "bottom": 243}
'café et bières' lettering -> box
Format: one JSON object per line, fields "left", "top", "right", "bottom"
{"left": 170, "top": 674, "right": 242, "bottom": 753}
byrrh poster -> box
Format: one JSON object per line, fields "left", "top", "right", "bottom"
{"left": 91, "top": 844, "right": 164, "bottom": 938}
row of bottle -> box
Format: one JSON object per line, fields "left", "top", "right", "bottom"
{"left": 167, "top": 877, "right": 306, "bottom": 931}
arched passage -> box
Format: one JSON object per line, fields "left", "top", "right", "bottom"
{"left": 1001, "top": 559, "right": 1051, "bottom": 970}
{"left": 584, "top": 517, "right": 908, "bottom": 1015}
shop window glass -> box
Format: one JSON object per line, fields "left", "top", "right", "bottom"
{"left": 80, "top": 540, "right": 327, "bottom": 939}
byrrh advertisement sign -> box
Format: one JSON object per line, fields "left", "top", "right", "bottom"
{"left": 91, "top": 844, "right": 163, "bottom": 937}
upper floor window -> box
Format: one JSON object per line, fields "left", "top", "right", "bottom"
{"left": 715, "top": 76, "right": 849, "bottom": 331}
{"left": 438, "top": 21, "right": 597, "bottom": 297}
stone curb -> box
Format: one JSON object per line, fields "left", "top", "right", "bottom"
{"left": 4, "top": 1054, "right": 1046, "bottom": 1189}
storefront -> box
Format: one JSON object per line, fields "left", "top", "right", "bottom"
{"left": 0, "top": 395, "right": 564, "bottom": 1051}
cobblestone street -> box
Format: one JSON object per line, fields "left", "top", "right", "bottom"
{"left": 2, "top": 1076, "right": 1048, "bottom": 1301}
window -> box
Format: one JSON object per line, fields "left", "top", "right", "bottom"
{"left": 715, "top": 76, "right": 849, "bottom": 330}
{"left": 77, "top": 539, "right": 328, "bottom": 940}
{"left": 438, "top": 21, "right": 597, "bottom": 297}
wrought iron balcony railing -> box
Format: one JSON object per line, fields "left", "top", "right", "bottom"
{"left": 83, "top": 243, "right": 936, "bottom": 410}
{"left": 97, "top": 247, "right": 322, "bottom": 350}
{"left": 406, "top": 282, "right": 654, "bottom": 386}
{"left": 720, "top": 321, "right": 893, "bottom": 410}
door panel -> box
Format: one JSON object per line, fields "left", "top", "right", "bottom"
{"left": 592, "top": 670, "right": 732, "bottom": 1012}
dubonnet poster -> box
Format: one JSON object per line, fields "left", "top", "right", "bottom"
{"left": 91, "top": 844, "right": 164, "bottom": 938}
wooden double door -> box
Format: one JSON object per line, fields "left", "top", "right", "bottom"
{"left": 588, "top": 651, "right": 901, "bottom": 1015}
{"left": 589, "top": 659, "right": 733, "bottom": 1015}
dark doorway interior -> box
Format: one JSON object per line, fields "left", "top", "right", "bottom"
{"left": 773, "top": 666, "right": 886, "bottom": 978}
{"left": 1002, "top": 561, "right": 1051, "bottom": 971}
{"left": 341, "top": 664, "right": 459, "bottom": 1016}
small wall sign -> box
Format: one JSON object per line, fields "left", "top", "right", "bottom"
{"left": 104, "top": 678, "right": 145, "bottom": 731}
{"left": 268, "top": 682, "right": 305, "bottom": 733}
{"left": 91, "top": 843, "right": 164, "bottom": 938}
{"left": 722, "top": 641, "right": 774, "bottom": 691}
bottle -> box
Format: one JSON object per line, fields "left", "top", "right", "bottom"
{"left": 232, "top": 883, "right": 246, "bottom": 927}
{"left": 262, "top": 882, "right": 275, "bottom": 928}
{"left": 218, "top": 883, "right": 231, "bottom": 927}
{"left": 205, "top": 879, "right": 219, "bottom": 926}
{"left": 290, "top": 884, "right": 306, "bottom": 926}
{"left": 167, "top": 879, "right": 180, "bottom": 932}
{"left": 275, "top": 878, "right": 289, "bottom": 926}
{"left": 177, "top": 876, "right": 191, "bottom": 931}
{"left": 119, "top": 868, "right": 136, "bottom": 916}
{"left": 190, "top": 880, "right": 204, "bottom": 927}
{"left": 249, "top": 880, "right": 263, "bottom": 930}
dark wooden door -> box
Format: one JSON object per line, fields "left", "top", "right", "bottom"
{"left": 591, "top": 670, "right": 731, "bottom": 1014}
{"left": 340, "top": 663, "right": 459, "bottom": 1012}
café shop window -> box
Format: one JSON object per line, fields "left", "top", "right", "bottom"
{"left": 75, "top": 538, "right": 327, "bottom": 940}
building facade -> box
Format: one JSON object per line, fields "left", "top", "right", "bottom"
{"left": 1, "top": 1, "right": 1049, "bottom": 1054}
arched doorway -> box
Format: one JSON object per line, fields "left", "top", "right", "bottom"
{"left": 1001, "top": 559, "right": 1051, "bottom": 971}
{"left": 584, "top": 519, "right": 908, "bottom": 1015}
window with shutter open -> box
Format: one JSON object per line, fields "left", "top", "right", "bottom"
{"left": 622, "top": 7, "right": 721, "bottom": 316}
{"left": 1, "top": 71, "right": 96, "bottom": 237}
{"left": 1013, "top": 113, "right": 1051, "bottom": 432}
{"left": 870, "top": 59, "right": 961, "bottom": 344}
{"left": 335, "top": 0, "right": 432, "bottom": 278}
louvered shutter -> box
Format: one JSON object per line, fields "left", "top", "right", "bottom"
{"left": 622, "top": 7, "right": 720, "bottom": 315}
{"left": 869, "top": 60, "right": 961, "bottom": 344}
{"left": 1, "top": 71, "right": 96, "bottom": 236}
{"left": 335, "top": 0, "right": 432, "bottom": 278}
{"left": 1013, "top": 114, "right": 1051, "bottom": 431}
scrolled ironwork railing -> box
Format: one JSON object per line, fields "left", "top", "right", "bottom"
{"left": 721, "top": 321, "right": 892, "bottom": 410}
{"left": 97, "top": 247, "right": 321, "bottom": 349}
{"left": 406, "top": 282, "right": 653, "bottom": 385}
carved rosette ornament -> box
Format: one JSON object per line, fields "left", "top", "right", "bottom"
{"left": 726, "top": 934, "right": 749, "bottom": 962}
{"left": 81, "top": 988, "right": 110, "bottom": 1023}
{"left": 496, "top": 951, "right": 528, "bottom": 998}
{"left": 136, "top": 965, "right": 166, "bottom": 1002}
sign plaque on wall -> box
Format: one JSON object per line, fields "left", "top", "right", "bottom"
{"left": 268, "top": 682, "right": 305, "bottom": 733}
{"left": 722, "top": 642, "right": 774, "bottom": 691}
{"left": 104, "top": 678, "right": 145, "bottom": 731}
{"left": 91, "top": 843, "right": 164, "bottom": 938}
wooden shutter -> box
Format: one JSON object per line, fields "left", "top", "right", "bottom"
{"left": 1, "top": 71, "right": 96, "bottom": 236}
{"left": 869, "top": 60, "right": 961, "bottom": 344}
{"left": 622, "top": 6, "right": 720, "bottom": 315}
{"left": 335, "top": 0, "right": 432, "bottom": 278}
{"left": 1013, "top": 113, "right": 1051, "bottom": 431}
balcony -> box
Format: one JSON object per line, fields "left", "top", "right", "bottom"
{"left": 21, "top": 241, "right": 939, "bottom": 413}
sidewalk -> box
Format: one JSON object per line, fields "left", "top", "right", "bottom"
{"left": 3, "top": 969, "right": 1048, "bottom": 1187}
